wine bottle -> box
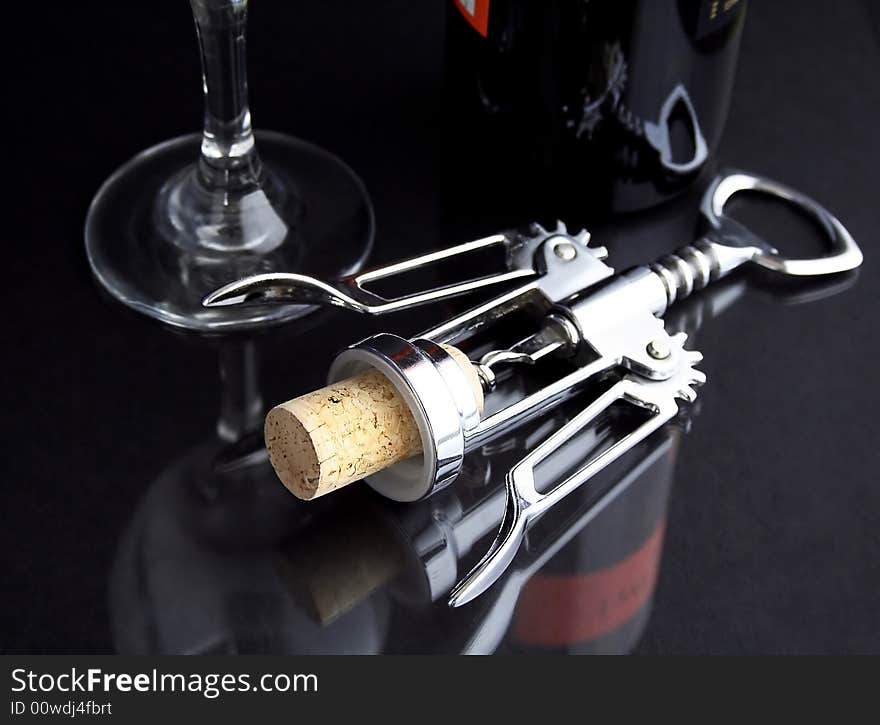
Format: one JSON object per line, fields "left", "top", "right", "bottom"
{"left": 445, "top": 0, "right": 747, "bottom": 218}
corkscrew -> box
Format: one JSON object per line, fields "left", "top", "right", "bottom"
{"left": 204, "top": 169, "right": 862, "bottom": 606}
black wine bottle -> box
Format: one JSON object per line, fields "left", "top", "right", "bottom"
{"left": 445, "top": 0, "right": 747, "bottom": 219}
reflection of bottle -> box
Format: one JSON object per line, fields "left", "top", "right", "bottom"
{"left": 271, "top": 397, "right": 684, "bottom": 654}
{"left": 507, "top": 427, "right": 679, "bottom": 654}
{"left": 445, "top": 0, "right": 746, "bottom": 216}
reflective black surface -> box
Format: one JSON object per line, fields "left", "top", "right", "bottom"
{"left": 3, "top": 1, "right": 879, "bottom": 653}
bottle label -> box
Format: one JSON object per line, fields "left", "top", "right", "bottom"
{"left": 454, "top": 0, "right": 490, "bottom": 37}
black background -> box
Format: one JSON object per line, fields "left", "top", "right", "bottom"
{"left": 2, "top": 1, "right": 879, "bottom": 654}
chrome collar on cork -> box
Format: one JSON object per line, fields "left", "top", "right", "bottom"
{"left": 327, "top": 336, "right": 482, "bottom": 502}
{"left": 205, "top": 169, "right": 863, "bottom": 606}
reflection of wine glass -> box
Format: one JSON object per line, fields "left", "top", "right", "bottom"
{"left": 85, "top": 0, "right": 374, "bottom": 332}
{"left": 109, "top": 339, "right": 388, "bottom": 653}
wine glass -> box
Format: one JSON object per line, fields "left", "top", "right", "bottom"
{"left": 85, "top": 0, "right": 374, "bottom": 332}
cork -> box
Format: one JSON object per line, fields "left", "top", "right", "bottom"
{"left": 265, "top": 344, "right": 482, "bottom": 500}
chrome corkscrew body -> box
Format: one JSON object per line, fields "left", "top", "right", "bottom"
{"left": 205, "top": 169, "right": 863, "bottom": 606}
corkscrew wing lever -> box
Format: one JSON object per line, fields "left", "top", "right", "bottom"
{"left": 203, "top": 227, "right": 609, "bottom": 313}
{"left": 449, "top": 340, "right": 704, "bottom": 607}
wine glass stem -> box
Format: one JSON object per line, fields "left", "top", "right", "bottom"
{"left": 217, "top": 340, "right": 264, "bottom": 442}
{"left": 191, "top": 0, "right": 262, "bottom": 189}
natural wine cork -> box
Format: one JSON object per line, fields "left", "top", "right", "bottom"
{"left": 265, "top": 344, "right": 482, "bottom": 500}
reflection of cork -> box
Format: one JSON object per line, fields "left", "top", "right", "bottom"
{"left": 277, "top": 512, "right": 405, "bottom": 625}
{"left": 265, "top": 344, "right": 482, "bottom": 500}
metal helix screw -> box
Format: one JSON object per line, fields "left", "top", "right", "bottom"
{"left": 649, "top": 239, "right": 721, "bottom": 307}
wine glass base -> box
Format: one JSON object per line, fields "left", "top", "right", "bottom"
{"left": 85, "top": 131, "right": 374, "bottom": 333}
